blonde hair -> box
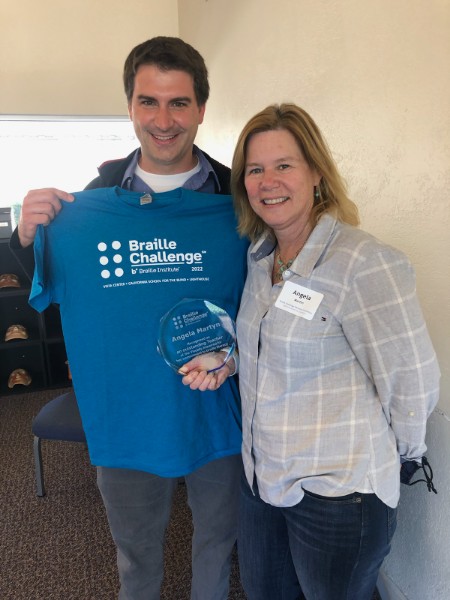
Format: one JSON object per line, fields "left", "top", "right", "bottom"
{"left": 231, "top": 103, "right": 359, "bottom": 241}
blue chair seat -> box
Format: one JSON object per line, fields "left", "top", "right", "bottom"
{"left": 32, "top": 390, "right": 86, "bottom": 496}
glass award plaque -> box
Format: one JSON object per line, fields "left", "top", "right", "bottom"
{"left": 157, "top": 298, "right": 236, "bottom": 372}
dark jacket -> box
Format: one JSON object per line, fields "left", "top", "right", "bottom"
{"left": 86, "top": 149, "right": 231, "bottom": 194}
{"left": 10, "top": 148, "right": 231, "bottom": 280}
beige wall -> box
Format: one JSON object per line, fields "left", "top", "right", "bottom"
{"left": 181, "top": 0, "right": 450, "bottom": 408}
{"left": 180, "top": 1, "right": 450, "bottom": 598}
{"left": 0, "top": 0, "right": 178, "bottom": 114}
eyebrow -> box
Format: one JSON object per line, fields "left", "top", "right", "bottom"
{"left": 245, "top": 156, "right": 299, "bottom": 166}
{"left": 137, "top": 95, "right": 193, "bottom": 104}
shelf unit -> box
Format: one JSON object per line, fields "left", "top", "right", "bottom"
{"left": 0, "top": 238, "right": 70, "bottom": 395}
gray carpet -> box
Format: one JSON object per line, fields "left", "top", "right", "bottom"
{"left": 0, "top": 387, "right": 244, "bottom": 600}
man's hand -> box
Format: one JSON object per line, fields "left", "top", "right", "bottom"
{"left": 18, "top": 188, "right": 75, "bottom": 247}
{"left": 179, "top": 351, "right": 235, "bottom": 392}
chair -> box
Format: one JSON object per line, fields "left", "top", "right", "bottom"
{"left": 32, "top": 390, "right": 86, "bottom": 497}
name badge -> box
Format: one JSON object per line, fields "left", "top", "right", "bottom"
{"left": 275, "top": 281, "right": 323, "bottom": 320}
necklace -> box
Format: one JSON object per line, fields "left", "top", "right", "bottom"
{"left": 274, "top": 247, "right": 298, "bottom": 282}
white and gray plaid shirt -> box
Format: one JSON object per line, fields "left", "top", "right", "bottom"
{"left": 237, "top": 214, "right": 440, "bottom": 509}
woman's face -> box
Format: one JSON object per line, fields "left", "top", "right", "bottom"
{"left": 244, "top": 129, "right": 321, "bottom": 238}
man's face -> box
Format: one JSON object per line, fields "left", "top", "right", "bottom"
{"left": 128, "top": 64, "right": 206, "bottom": 175}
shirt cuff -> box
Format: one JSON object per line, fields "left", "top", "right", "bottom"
{"left": 221, "top": 346, "right": 239, "bottom": 376}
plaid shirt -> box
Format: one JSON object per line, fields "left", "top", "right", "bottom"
{"left": 237, "top": 214, "right": 440, "bottom": 508}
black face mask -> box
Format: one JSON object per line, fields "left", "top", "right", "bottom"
{"left": 400, "top": 456, "right": 437, "bottom": 494}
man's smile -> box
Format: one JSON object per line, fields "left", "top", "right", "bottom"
{"left": 150, "top": 132, "right": 179, "bottom": 142}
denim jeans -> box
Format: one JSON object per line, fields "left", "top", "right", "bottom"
{"left": 238, "top": 476, "right": 397, "bottom": 600}
{"left": 97, "top": 454, "right": 242, "bottom": 600}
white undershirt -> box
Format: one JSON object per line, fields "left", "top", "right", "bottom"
{"left": 135, "top": 159, "right": 201, "bottom": 193}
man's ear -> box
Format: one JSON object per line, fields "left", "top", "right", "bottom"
{"left": 198, "top": 104, "right": 206, "bottom": 125}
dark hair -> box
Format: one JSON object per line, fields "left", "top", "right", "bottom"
{"left": 231, "top": 103, "right": 359, "bottom": 241}
{"left": 123, "top": 36, "right": 209, "bottom": 106}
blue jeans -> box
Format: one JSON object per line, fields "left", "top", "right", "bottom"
{"left": 238, "top": 476, "right": 397, "bottom": 600}
{"left": 97, "top": 455, "right": 242, "bottom": 600}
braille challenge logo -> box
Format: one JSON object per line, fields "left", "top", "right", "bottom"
{"left": 97, "top": 241, "right": 124, "bottom": 279}
{"left": 172, "top": 315, "right": 184, "bottom": 330}
{"left": 98, "top": 237, "right": 208, "bottom": 284}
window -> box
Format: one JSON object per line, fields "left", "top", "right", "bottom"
{"left": 0, "top": 116, "right": 137, "bottom": 217}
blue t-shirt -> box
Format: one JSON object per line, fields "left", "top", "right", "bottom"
{"left": 30, "top": 186, "right": 248, "bottom": 476}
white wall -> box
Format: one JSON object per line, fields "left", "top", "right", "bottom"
{"left": 180, "top": 1, "right": 450, "bottom": 598}
{"left": 0, "top": 0, "right": 178, "bottom": 114}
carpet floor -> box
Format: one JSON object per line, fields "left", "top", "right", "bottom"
{"left": 0, "top": 387, "right": 244, "bottom": 599}
{"left": 0, "top": 387, "right": 380, "bottom": 600}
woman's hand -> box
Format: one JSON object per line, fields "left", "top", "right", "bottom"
{"left": 179, "top": 351, "right": 235, "bottom": 391}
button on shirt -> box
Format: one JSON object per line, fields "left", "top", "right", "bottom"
{"left": 237, "top": 214, "right": 440, "bottom": 509}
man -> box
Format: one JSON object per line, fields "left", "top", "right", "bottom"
{"left": 11, "top": 37, "right": 247, "bottom": 600}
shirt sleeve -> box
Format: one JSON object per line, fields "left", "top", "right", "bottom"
{"left": 341, "top": 244, "right": 440, "bottom": 461}
{"left": 28, "top": 225, "right": 53, "bottom": 313}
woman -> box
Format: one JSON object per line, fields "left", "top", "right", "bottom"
{"left": 230, "top": 103, "right": 440, "bottom": 600}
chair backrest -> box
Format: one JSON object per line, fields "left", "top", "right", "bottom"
{"left": 32, "top": 390, "right": 86, "bottom": 443}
